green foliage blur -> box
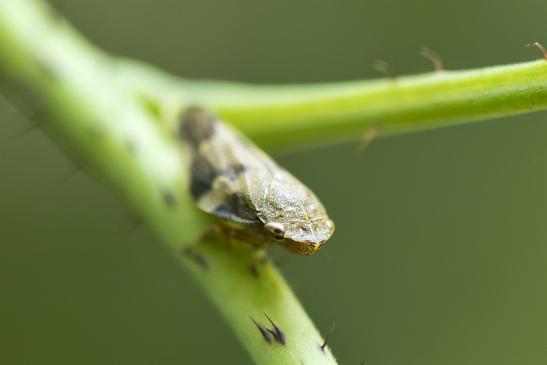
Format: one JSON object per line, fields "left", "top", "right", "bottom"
{"left": 2, "top": 0, "right": 547, "bottom": 364}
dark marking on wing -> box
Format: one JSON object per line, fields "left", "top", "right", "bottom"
{"left": 181, "top": 106, "right": 281, "bottom": 228}
{"left": 232, "top": 163, "right": 247, "bottom": 174}
{"left": 179, "top": 105, "right": 216, "bottom": 147}
{"left": 213, "top": 192, "right": 259, "bottom": 223}
{"left": 189, "top": 154, "right": 217, "bottom": 200}
{"left": 225, "top": 163, "right": 247, "bottom": 181}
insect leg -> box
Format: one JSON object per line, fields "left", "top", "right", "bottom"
{"left": 180, "top": 224, "right": 226, "bottom": 271}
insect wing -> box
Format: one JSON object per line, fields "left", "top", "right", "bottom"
{"left": 181, "top": 107, "right": 273, "bottom": 225}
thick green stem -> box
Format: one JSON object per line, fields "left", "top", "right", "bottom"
{"left": 0, "top": 1, "right": 336, "bottom": 364}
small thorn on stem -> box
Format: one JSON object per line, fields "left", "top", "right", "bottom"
{"left": 356, "top": 125, "right": 380, "bottom": 154}
{"left": 264, "top": 313, "right": 286, "bottom": 345}
{"left": 182, "top": 247, "right": 209, "bottom": 271}
{"left": 420, "top": 47, "right": 444, "bottom": 72}
{"left": 373, "top": 60, "right": 396, "bottom": 82}
{"left": 319, "top": 322, "right": 336, "bottom": 353}
{"left": 7, "top": 122, "right": 40, "bottom": 141}
{"left": 127, "top": 216, "right": 144, "bottom": 233}
{"left": 526, "top": 42, "right": 547, "bottom": 60}
{"left": 251, "top": 317, "right": 273, "bottom": 344}
{"left": 249, "top": 263, "right": 259, "bottom": 278}
{"left": 60, "top": 164, "right": 84, "bottom": 185}
{"left": 160, "top": 189, "right": 177, "bottom": 208}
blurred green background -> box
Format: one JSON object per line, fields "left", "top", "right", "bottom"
{"left": 2, "top": 0, "right": 547, "bottom": 364}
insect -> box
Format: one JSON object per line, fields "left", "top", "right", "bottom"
{"left": 180, "top": 106, "right": 335, "bottom": 255}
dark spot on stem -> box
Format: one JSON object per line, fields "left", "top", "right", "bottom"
{"left": 192, "top": 253, "right": 208, "bottom": 270}
{"left": 182, "top": 247, "right": 209, "bottom": 271}
{"left": 160, "top": 189, "right": 177, "bottom": 208}
{"left": 127, "top": 214, "right": 144, "bottom": 233}
{"left": 249, "top": 264, "right": 259, "bottom": 278}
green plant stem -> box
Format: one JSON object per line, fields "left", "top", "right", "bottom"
{"left": 2, "top": 0, "right": 547, "bottom": 364}
{"left": 116, "top": 52, "right": 547, "bottom": 151}
{"left": 0, "top": 1, "right": 337, "bottom": 364}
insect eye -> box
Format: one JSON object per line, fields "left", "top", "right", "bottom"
{"left": 264, "top": 222, "right": 285, "bottom": 240}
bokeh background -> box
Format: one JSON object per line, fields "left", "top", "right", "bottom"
{"left": 2, "top": 0, "right": 547, "bottom": 364}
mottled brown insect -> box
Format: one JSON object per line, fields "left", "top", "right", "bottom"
{"left": 180, "top": 106, "right": 335, "bottom": 255}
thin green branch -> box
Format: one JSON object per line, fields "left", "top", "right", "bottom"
{"left": 216, "top": 60, "right": 547, "bottom": 149}
{"left": 114, "top": 52, "right": 547, "bottom": 150}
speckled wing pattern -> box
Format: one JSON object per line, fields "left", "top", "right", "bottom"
{"left": 179, "top": 106, "right": 334, "bottom": 254}
{"left": 180, "top": 106, "right": 271, "bottom": 224}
